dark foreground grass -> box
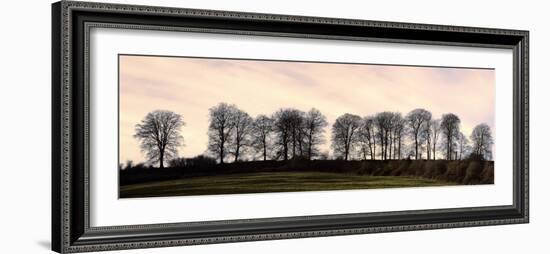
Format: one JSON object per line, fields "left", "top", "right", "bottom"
{"left": 120, "top": 171, "right": 453, "bottom": 198}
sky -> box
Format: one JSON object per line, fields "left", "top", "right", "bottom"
{"left": 119, "top": 55, "right": 495, "bottom": 164}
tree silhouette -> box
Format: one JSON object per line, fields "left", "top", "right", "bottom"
{"left": 470, "top": 123, "right": 493, "bottom": 160}
{"left": 207, "top": 103, "right": 237, "bottom": 164}
{"left": 440, "top": 113, "right": 461, "bottom": 160}
{"left": 375, "top": 112, "right": 394, "bottom": 160}
{"left": 456, "top": 132, "right": 470, "bottom": 160}
{"left": 287, "top": 109, "right": 306, "bottom": 158}
{"left": 425, "top": 119, "right": 432, "bottom": 160}
{"left": 358, "top": 116, "right": 377, "bottom": 160}
{"left": 332, "top": 113, "right": 362, "bottom": 160}
{"left": 134, "top": 110, "right": 184, "bottom": 169}
{"left": 391, "top": 113, "right": 406, "bottom": 159}
{"left": 429, "top": 119, "right": 441, "bottom": 160}
{"left": 252, "top": 115, "right": 274, "bottom": 161}
{"left": 406, "top": 108, "right": 432, "bottom": 160}
{"left": 303, "top": 108, "right": 328, "bottom": 159}
{"left": 273, "top": 108, "right": 305, "bottom": 160}
{"left": 230, "top": 108, "right": 253, "bottom": 162}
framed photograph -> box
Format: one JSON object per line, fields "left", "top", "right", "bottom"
{"left": 52, "top": 1, "right": 529, "bottom": 253}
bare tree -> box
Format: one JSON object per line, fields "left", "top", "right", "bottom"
{"left": 207, "top": 103, "right": 237, "bottom": 164}
{"left": 456, "top": 132, "right": 470, "bottom": 160}
{"left": 424, "top": 119, "right": 432, "bottom": 160}
{"left": 470, "top": 123, "right": 494, "bottom": 160}
{"left": 251, "top": 115, "right": 274, "bottom": 161}
{"left": 429, "top": 119, "right": 441, "bottom": 160}
{"left": 387, "top": 112, "right": 405, "bottom": 159}
{"left": 230, "top": 108, "right": 253, "bottom": 162}
{"left": 392, "top": 113, "right": 406, "bottom": 160}
{"left": 388, "top": 114, "right": 394, "bottom": 159}
{"left": 440, "top": 113, "right": 461, "bottom": 160}
{"left": 303, "top": 108, "right": 328, "bottom": 159}
{"left": 288, "top": 109, "right": 306, "bottom": 158}
{"left": 358, "top": 116, "right": 377, "bottom": 160}
{"left": 272, "top": 109, "right": 293, "bottom": 161}
{"left": 406, "top": 108, "right": 432, "bottom": 160}
{"left": 332, "top": 113, "right": 362, "bottom": 160}
{"left": 271, "top": 108, "right": 308, "bottom": 160}
{"left": 134, "top": 110, "right": 185, "bottom": 169}
{"left": 375, "top": 112, "right": 395, "bottom": 160}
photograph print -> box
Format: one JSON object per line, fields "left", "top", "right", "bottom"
{"left": 118, "top": 55, "right": 495, "bottom": 198}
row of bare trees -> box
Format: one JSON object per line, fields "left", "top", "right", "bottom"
{"left": 331, "top": 110, "right": 478, "bottom": 161}
{"left": 207, "top": 103, "right": 328, "bottom": 164}
{"left": 133, "top": 105, "right": 494, "bottom": 168}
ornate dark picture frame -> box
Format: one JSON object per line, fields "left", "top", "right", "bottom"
{"left": 52, "top": 1, "right": 529, "bottom": 253}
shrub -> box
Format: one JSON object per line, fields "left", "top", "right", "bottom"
{"left": 463, "top": 161, "right": 482, "bottom": 184}
{"left": 480, "top": 162, "right": 494, "bottom": 184}
{"left": 466, "top": 153, "right": 485, "bottom": 161}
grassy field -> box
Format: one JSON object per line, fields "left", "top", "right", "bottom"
{"left": 120, "top": 171, "right": 453, "bottom": 198}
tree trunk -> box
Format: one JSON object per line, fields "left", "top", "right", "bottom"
{"left": 389, "top": 131, "right": 393, "bottom": 159}
{"left": 398, "top": 136, "right": 402, "bottom": 159}
{"left": 219, "top": 149, "right": 224, "bottom": 164}
{"left": 234, "top": 143, "right": 240, "bottom": 162}
{"left": 426, "top": 140, "right": 430, "bottom": 160}
{"left": 369, "top": 140, "right": 374, "bottom": 160}
{"left": 298, "top": 138, "right": 304, "bottom": 157}
{"left": 307, "top": 132, "right": 313, "bottom": 160}
{"left": 219, "top": 135, "right": 225, "bottom": 164}
{"left": 373, "top": 135, "right": 376, "bottom": 160}
{"left": 263, "top": 138, "right": 267, "bottom": 161}
{"left": 283, "top": 138, "right": 288, "bottom": 161}
{"left": 447, "top": 136, "right": 451, "bottom": 160}
{"left": 291, "top": 129, "right": 297, "bottom": 158}
{"left": 344, "top": 147, "right": 349, "bottom": 161}
{"left": 432, "top": 139, "right": 437, "bottom": 160}
{"left": 450, "top": 138, "right": 453, "bottom": 160}
{"left": 415, "top": 137, "right": 419, "bottom": 160}
{"left": 384, "top": 130, "right": 388, "bottom": 160}
{"left": 159, "top": 150, "right": 164, "bottom": 169}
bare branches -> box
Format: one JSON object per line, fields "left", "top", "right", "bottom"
{"left": 133, "top": 105, "right": 491, "bottom": 166}
{"left": 271, "top": 108, "right": 328, "bottom": 161}
{"left": 457, "top": 132, "right": 471, "bottom": 160}
{"left": 207, "top": 103, "right": 237, "bottom": 164}
{"left": 441, "top": 113, "right": 461, "bottom": 160}
{"left": 391, "top": 113, "right": 405, "bottom": 160}
{"left": 206, "top": 103, "right": 254, "bottom": 164}
{"left": 375, "top": 112, "right": 394, "bottom": 160}
{"left": 406, "top": 108, "right": 432, "bottom": 160}
{"left": 304, "top": 108, "right": 328, "bottom": 160}
{"left": 470, "top": 123, "right": 493, "bottom": 160}
{"left": 134, "top": 110, "right": 185, "bottom": 168}
{"left": 230, "top": 108, "right": 253, "bottom": 162}
{"left": 429, "top": 119, "right": 441, "bottom": 160}
{"left": 358, "top": 117, "right": 376, "bottom": 160}
{"left": 251, "top": 115, "right": 274, "bottom": 161}
{"left": 331, "top": 114, "right": 362, "bottom": 160}
{"left": 272, "top": 109, "right": 294, "bottom": 161}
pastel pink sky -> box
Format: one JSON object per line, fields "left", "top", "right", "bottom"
{"left": 119, "top": 55, "right": 495, "bottom": 163}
